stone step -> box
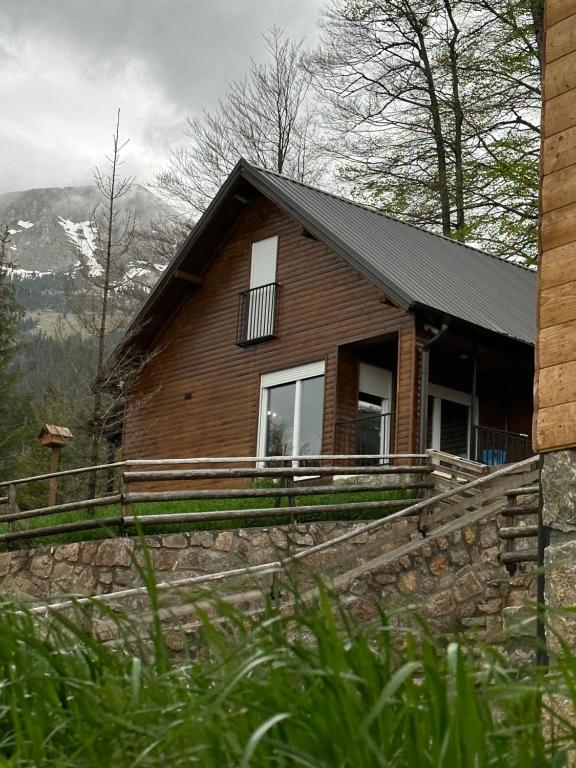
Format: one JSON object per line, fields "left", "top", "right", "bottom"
{"left": 498, "top": 525, "right": 538, "bottom": 540}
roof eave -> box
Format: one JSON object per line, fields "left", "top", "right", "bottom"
{"left": 411, "top": 302, "right": 535, "bottom": 347}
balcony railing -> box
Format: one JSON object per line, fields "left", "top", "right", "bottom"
{"left": 334, "top": 413, "right": 394, "bottom": 464}
{"left": 236, "top": 282, "right": 279, "bottom": 346}
{"left": 472, "top": 425, "right": 531, "bottom": 465}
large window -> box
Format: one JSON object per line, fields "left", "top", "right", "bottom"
{"left": 258, "top": 361, "right": 325, "bottom": 460}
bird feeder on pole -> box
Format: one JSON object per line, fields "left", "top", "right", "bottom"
{"left": 37, "top": 424, "right": 74, "bottom": 507}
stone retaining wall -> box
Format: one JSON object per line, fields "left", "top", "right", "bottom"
{"left": 0, "top": 512, "right": 535, "bottom": 640}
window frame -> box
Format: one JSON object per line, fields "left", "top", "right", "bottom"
{"left": 257, "top": 360, "right": 326, "bottom": 463}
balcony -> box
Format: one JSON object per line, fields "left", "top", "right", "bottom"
{"left": 236, "top": 282, "right": 279, "bottom": 346}
{"left": 471, "top": 425, "right": 531, "bottom": 465}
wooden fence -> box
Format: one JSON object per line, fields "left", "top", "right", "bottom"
{"left": 27, "top": 454, "right": 541, "bottom": 616}
{"left": 0, "top": 454, "right": 433, "bottom": 546}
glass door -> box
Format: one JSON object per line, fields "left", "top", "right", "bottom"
{"left": 427, "top": 386, "right": 473, "bottom": 458}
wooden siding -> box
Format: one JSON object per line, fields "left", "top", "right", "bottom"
{"left": 123, "top": 195, "right": 417, "bottom": 461}
{"left": 397, "top": 325, "right": 420, "bottom": 453}
{"left": 333, "top": 345, "right": 359, "bottom": 454}
{"left": 536, "top": 4, "right": 576, "bottom": 451}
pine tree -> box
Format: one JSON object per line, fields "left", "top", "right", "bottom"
{"left": 0, "top": 225, "right": 24, "bottom": 480}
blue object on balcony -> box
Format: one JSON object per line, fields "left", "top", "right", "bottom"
{"left": 482, "top": 449, "right": 507, "bottom": 465}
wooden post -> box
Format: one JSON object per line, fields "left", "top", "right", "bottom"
{"left": 105, "top": 440, "right": 118, "bottom": 494}
{"left": 48, "top": 445, "right": 62, "bottom": 507}
{"left": 37, "top": 425, "right": 74, "bottom": 507}
{"left": 119, "top": 473, "right": 130, "bottom": 537}
{"left": 7, "top": 484, "right": 18, "bottom": 550}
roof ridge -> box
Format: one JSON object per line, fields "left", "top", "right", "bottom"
{"left": 244, "top": 162, "right": 534, "bottom": 274}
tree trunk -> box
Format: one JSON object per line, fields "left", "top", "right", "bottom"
{"left": 445, "top": 0, "right": 465, "bottom": 234}
{"left": 87, "top": 110, "right": 121, "bottom": 504}
{"left": 412, "top": 17, "right": 453, "bottom": 236}
{"left": 531, "top": 0, "right": 544, "bottom": 71}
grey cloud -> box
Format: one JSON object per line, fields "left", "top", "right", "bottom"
{"left": 0, "top": 0, "right": 325, "bottom": 192}
{"left": 1, "top": 0, "right": 323, "bottom": 111}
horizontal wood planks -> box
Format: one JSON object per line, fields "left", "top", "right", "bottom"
{"left": 547, "top": 0, "right": 576, "bottom": 28}
{"left": 396, "top": 325, "right": 419, "bottom": 454}
{"left": 536, "top": 5, "right": 576, "bottom": 451}
{"left": 123, "top": 195, "right": 416, "bottom": 464}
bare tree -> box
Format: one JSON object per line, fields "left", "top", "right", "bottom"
{"left": 65, "top": 110, "right": 141, "bottom": 498}
{"left": 311, "top": 0, "right": 540, "bottom": 262}
{"left": 155, "top": 27, "right": 325, "bottom": 217}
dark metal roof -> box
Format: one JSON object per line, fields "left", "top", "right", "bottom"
{"left": 243, "top": 164, "right": 537, "bottom": 345}
{"left": 116, "top": 159, "right": 536, "bottom": 361}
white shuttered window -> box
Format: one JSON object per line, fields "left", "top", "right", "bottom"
{"left": 246, "top": 236, "right": 278, "bottom": 341}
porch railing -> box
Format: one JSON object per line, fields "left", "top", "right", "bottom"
{"left": 472, "top": 425, "right": 531, "bottom": 465}
{"left": 236, "top": 282, "right": 279, "bottom": 346}
{"left": 334, "top": 413, "right": 394, "bottom": 463}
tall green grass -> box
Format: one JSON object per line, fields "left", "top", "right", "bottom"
{"left": 0, "top": 579, "right": 571, "bottom": 767}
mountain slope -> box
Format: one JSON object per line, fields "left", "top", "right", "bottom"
{"left": 0, "top": 184, "right": 169, "bottom": 273}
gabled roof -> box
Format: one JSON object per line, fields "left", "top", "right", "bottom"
{"left": 120, "top": 159, "right": 537, "bottom": 354}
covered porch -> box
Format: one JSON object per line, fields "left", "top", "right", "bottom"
{"left": 333, "top": 323, "right": 534, "bottom": 465}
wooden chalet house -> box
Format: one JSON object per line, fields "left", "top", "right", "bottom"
{"left": 114, "top": 160, "right": 536, "bottom": 466}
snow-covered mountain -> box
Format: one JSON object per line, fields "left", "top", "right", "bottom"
{"left": 0, "top": 184, "right": 168, "bottom": 274}
{"left": 1, "top": 184, "right": 177, "bottom": 333}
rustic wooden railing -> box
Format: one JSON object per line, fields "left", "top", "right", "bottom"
{"left": 27, "top": 454, "right": 541, "bottom": 616}
{"left": 0, "top": 454, "right": 432, "bottom": 546}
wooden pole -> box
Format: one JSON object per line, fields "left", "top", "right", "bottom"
{"left": 48, "top": 445, "right": 62, "bottom": 507}
{"left": 7, "top": 484, "right": 17, "bottom": 549}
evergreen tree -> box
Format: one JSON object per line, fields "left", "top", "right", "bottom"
{"left": 0, "top": 225, "right": 24, "bottom": 481}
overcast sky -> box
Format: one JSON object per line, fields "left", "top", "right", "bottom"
{"left": 0, "top": 0, "right": 325, "bottom": 195}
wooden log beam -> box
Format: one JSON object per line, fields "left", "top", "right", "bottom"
{"left": 500, "top": 504, "right": 539, "bottom": 517}
{"left": 0, "top": 461, "right": 128, "bottom": 489}
{"left": 123, "top": 454, "right": 428, "bottom": 465}
{"left": 124, "top": 465, "right": 433, "bottom": 483}
{"left": 0, "top": 494, "right": 121, "bottom": 524}
{"left": 0, "top": 455, "right": 428, "bottom": 489}
{"left": 498, "top": 526, "right": 538, "bottom": 539}
{"left": 123, "top": 497, "right": 419, "bottom": 527}
{"left": 174, "top": 270, "right": 203, "bottom": 285}
{"left": 500, "top": 549, "right": 538, "bottom": 564}
{"left": 124, "top": 481, "right": 433, "bottom": 504}
{"left": 505, "top": 485, "right": 540, "bottom": 497}
{"left": 0, "top": 517, "right": 122, "bottom": 543}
